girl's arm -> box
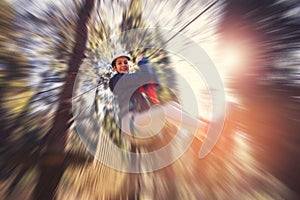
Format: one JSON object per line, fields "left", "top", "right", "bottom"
{"left": 115, "top": 59, "right": 157, "bottom": 90}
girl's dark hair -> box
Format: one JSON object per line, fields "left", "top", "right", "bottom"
{"left": 111, "top": 59, "right": 117, "bottom": 67}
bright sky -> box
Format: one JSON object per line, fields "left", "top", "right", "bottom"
{"left": 172, "top": 55, "right": 212, "bottom": 119}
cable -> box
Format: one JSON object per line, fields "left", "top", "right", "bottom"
{"left": 164, "top": 0, "right": 218, "bottom": 45}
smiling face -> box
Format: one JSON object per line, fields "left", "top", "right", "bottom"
{"left": 113, "top": 56, "right": 130, "bottom": 74}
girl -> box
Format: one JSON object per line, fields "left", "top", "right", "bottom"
{"left": 109, "top": 53, "right": 208, "bottom": 143}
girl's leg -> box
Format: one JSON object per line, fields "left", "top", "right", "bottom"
{"left": 121, "top": 106, "right": 167, "bottom": 138}
{"left": 161, "top": 101, "right": 207, "bottom": 134}
{"left": 121, "top": 101, "right": 208, "bottom": 138}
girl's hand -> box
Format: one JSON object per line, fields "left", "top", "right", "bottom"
{"left": 135, "top": 53, "right": 145, "bottom": 64}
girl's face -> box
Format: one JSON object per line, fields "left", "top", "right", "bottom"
{"left": 113, "top": 57, "right": 130, "bottom": 74}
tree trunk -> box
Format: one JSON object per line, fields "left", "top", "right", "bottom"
{"left": 34, "top": 0, "right": 95, "bottom": 199}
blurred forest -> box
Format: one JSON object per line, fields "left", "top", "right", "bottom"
{"left": 0, "top": 0, "right": 299, "bottom": 199}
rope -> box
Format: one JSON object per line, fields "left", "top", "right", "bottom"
{"left": 164, "top": 0, "right": 218, "bottom": 45}
{"left": 97, "top": 0, "right": 109, "bottom": 39}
